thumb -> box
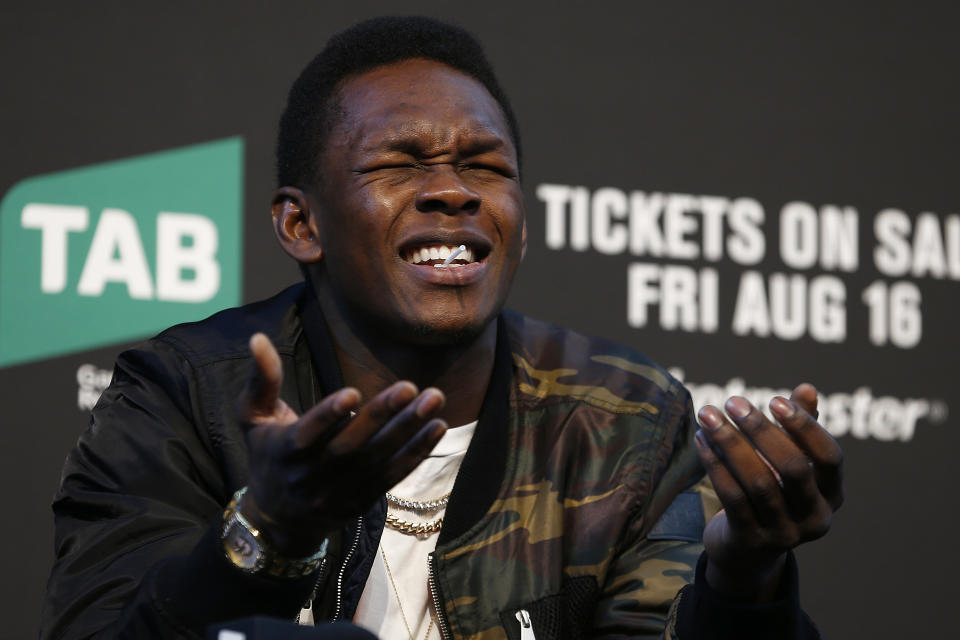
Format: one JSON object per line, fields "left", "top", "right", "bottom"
{"left": 240, "top": 333, "right": 285, "bottom": 421}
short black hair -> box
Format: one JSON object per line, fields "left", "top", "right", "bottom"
{"left": 276, "top": 16, "right": 522, "bottom": 189}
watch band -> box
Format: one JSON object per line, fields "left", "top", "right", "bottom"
{"left": 221, "top": 486, "right": 329, "bottom": 578}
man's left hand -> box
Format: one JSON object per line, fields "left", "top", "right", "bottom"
{"left": 694, "top": 383, "right": 844, "bottom": 602}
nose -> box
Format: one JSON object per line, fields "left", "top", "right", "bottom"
{"left": 415, "top": 166, "right": 481, "bottom": 214}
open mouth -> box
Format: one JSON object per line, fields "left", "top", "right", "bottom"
{"left": 401, "top": 242, "right": 487, "bottom": 267}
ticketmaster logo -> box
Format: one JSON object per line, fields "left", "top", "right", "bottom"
{"left": 0, "top": 137, "right": 243, "bottom": 368}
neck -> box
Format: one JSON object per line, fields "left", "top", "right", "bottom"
{"left": 312, "top": 283, "right": 497, "bottom": 428}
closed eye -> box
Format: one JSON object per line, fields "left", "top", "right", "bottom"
{"left": 460, "top": 163, "right": 515, "bottom": 178}
{"left": 355, "top": 162, "right": 425, "bottom": 175}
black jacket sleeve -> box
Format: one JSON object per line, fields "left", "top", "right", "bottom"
{"left": 673, "top": 551, "right": 822, "bottom": 639}
{"left": 40, "top": 340, "right": 318, "bottom": 639}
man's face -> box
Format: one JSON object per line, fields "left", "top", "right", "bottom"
{"left": 308, "top": 58, "right": 525, "bottom": 344}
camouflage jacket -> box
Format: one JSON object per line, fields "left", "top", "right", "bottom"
{"left": 42, "top": 283, "right": 814, "bottom": 639}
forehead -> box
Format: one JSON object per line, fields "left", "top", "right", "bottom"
{"left": 331, "top": 59, "right": 513, "bottom": 153}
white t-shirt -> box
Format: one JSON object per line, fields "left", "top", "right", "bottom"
{"left": 352, "top": 421, "right": 476, "bottom": 640}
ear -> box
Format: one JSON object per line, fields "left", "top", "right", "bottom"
{"left": 271, "top": 187, "right": 323, "bottom": 263}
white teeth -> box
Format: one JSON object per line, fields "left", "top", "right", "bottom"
{"left": 403, "top": 244, "right": 479, "bottom": 265}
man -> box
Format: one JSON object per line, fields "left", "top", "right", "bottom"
{"left": 41, "top": 16, "right": 843, "bottom": 639}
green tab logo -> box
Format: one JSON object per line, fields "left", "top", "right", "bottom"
{"left": 0, "top": 137, "right": 243, "bottom": 368}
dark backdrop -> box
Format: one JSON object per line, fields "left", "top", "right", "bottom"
{"left": 2, "top": 3, "right": 957, "bottom": 637}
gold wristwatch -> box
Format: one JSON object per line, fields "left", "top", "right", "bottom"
{"left": 220, "top": 486, "right": 328, "bottom": 578}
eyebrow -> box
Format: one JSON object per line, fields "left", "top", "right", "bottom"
{"left": 365, "top": 131, "right": 509, "bottom": 157}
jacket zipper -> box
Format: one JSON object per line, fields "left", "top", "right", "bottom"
{"left": 294, "top": 556, "right": 329, "bottom": 624}
{"left": 515, "top": 609, "right": 537, "bottom": 640}
{"left": 428, "top": 552, "right": 453, "bottom": 640}
{"left": 332, "top": 515, "right": 364, "bottom": 620}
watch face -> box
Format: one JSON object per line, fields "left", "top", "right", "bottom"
{"left": 224, "top": 520, "right": 262, "bottom": 571}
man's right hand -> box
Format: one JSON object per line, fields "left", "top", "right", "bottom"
{"left": 235, "top": 333, "right": 448, "bottom": 557}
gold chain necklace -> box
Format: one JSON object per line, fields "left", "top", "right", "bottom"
{"left": 380, "top": 547, "right": 435, "bottom": 640}
{"left": 385, "top": 513, "right": 444, "bottom": 536}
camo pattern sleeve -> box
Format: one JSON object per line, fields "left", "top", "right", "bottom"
{"left": 428, "top": 312, "right": 720, "bottom": 639}
{"left": 587, "top": 364, "right": 820, "bottom": 640}
{"left": 589, "top": 381, "right": 721, "bottom": 639}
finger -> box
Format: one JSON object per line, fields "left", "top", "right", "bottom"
{"left": 291, "top": 387, "right": 362, "bottom": 449}
{"left": 364, "top": 387, "right": 446, "bottom": 456}
{"left": 381, "top": 419, "right": 448, "bottom": 488}
{"left": 790, "top": 383, "right": 819, "bottom": 420}
{"left": 240, "top": 333, "right": 290, "bottom": 422}
{"left": 725, "top": 396, "right": 820, "bottom": 514}
{"left": 693, "top": 428, "right": 759, "bottom": 530}
{"left": 324, "top": 382, "right": 420, "bottom": 456}
{"left": 698, "top": 405, "right": 790, "bottom": 525}
{"left": 770, "top": 396, "right": 844, "bottom": 510}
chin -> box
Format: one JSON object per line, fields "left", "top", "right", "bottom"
{"left": 409, "top": 323, "right": 482, "bottom": 347}
{"left": 387, "top": 310, "right": 497, "bottom": 348}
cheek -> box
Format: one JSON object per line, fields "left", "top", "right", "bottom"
{"left": 352, "top": 187, "right": 415, "bottom": 242}
{"left": 490, "top": 191, "right": 526, "bottom": 253}
{"left": 320, "top": 194, "right": 401, "bottom": 256}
